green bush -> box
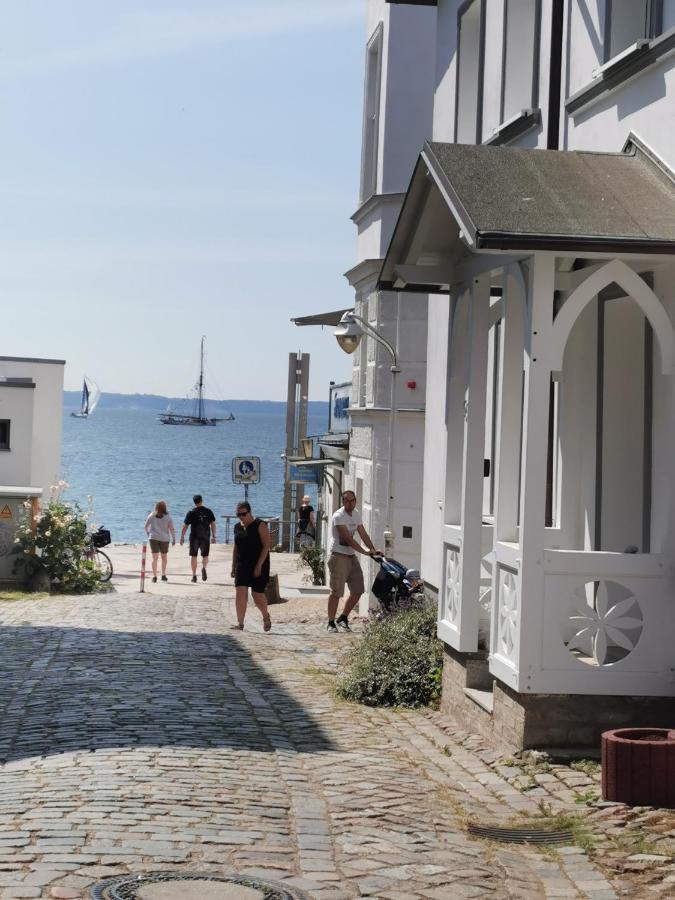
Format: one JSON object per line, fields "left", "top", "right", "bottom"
{"left": 13, "top": 495, "right": 104, "bottom": 594}
{"left": 298, "top": 544, "right": 326, "bottom": 585}
{"left": 336, "top": 601, "right": 443, "bottom": 708}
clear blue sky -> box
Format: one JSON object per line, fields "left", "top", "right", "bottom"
{"left": 0, "top": 1, "right": 365, "bottom": 400}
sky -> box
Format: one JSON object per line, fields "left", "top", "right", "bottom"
{"left": 0, "top": 1, "right": 366, "bottom": 401}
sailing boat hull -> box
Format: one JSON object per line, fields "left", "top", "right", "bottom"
{"left": 70, "top": 412, "right": 89, "bottom": 418}
{"left": 159, "top": 415, "right": 218, "bottom": 426}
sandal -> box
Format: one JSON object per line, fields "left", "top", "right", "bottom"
{"left": 263, "top": 615, "right": 272, "bottom": 633}
{"left": 230, "top": 623, "right": 244, "bottom": 631}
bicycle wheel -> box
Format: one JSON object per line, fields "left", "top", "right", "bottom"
{"left": 94, "top": 549, "right": 113, "bottom": 582}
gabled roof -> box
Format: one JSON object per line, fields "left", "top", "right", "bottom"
{"left": 379, "top": 135, "right": 675, "bottom": 289}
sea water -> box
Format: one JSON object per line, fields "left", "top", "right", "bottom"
{"left": 61, "top": 408, "right": 326, "bottom": 543}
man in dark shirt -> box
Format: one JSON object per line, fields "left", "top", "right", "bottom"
{"left": 180, "top": 494, "right": 216, "bottom": 582}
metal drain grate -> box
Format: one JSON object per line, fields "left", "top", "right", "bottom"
{"left": 468, "top": 823, "right": 574, "bottom": 844}
{"left": 91, "top": 872, "right": 308, "bottom": 900}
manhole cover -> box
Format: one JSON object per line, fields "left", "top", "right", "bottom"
{"left": 468, "top": 823, "right": 574, "bottom": 844}
{"left": 91, "top": 873, "right": 307, "bottom": 900}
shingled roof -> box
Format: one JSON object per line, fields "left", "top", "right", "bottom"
{"left": 379, "top": 135, "right": 675, "bottom": 289}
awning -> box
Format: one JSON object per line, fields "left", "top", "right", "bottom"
{"left": 379, "top": 133, "right": 675, "bottom": 291}
{"left": 291, "top": 309, "right": 352, "bottom": 327}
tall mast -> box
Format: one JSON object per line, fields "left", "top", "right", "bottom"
{"left": 198, "top": 336, "right": 205, "bottom": 421}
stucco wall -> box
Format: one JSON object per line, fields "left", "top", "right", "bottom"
{"left": 0, "top": 385, "right": 34, "bottom": 486}
{"left": 0, "top": 358, "right": 64, "bottom": 496}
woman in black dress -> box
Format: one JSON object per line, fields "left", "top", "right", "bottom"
{"left": 230, "top": 501, "right": 272, "bottom": 631}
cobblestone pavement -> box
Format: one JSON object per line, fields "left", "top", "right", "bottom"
{"left": 0, "top": 590, "right": 666, "bottom": 899}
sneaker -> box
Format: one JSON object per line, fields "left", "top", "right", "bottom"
{"left": 151, "top": 576, "right": 157, "bottom": 583}
{"left": 161, "top": 575, "right": 168, "bottom": 582}
{"left": 326, "top": 621, "right": 338, "bottom": 633}
{"left": 336, "top": 616, "right": 351, "bottom": 632}
{"left": 202, "top": 567, "right": 207, "bottom": 582}
{"left": 191, "top": 575, "right": 197, "bottom": 583}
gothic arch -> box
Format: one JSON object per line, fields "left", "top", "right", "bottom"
{"left": 550, "top": 259, "right": 674, "bottom": 374}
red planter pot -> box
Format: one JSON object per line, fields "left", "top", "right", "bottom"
{"left": 602, "top": 728, "right": 675, "bottom": 808}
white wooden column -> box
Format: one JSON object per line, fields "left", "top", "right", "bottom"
{"left": 514, "top": 254, "right": 556, "bottom": 691}
{"left": 439, "top": 274, "right": 490, "bottom": 651}
{"left": 494, "top": 266, "right": 525, "bottom": 544}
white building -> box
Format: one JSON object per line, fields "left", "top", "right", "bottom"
{"left": 378, "top": 0, "right": 675, "bottom": 749}
{"left": 343, "top": 0, "right": 437, "bottom": 597}
{"left": 0, "top": 356, "right": 65, "bottom": 580}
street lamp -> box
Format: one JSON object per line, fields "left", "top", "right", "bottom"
{"left": 334, "top": 311, "right": 400, "bottom": 554}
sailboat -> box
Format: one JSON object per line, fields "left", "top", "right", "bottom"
{"left": 71, "top": 376, "right": 101, "bottom": 418}
{"left": 158, "top": 337, "right": 234, "bottom": 426}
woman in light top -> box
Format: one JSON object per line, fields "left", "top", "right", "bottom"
{"left": 144, "top": 500, "right": 176, "bottom": 583}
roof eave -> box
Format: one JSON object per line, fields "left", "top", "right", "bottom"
{"left": 476, "top": 231, "right": 675, "bottom": 255}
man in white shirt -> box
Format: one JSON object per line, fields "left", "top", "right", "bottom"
{"left": 326, "top": 490, "right": 382, "bottom": 632}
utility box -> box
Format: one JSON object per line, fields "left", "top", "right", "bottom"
{"left": 0, "top": 486, "right": 42, "bottom": 582}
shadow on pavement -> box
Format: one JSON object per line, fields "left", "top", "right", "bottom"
{"left": 0, "top": 625, "right": 336, "bottom": 762}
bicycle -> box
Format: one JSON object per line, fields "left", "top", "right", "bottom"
{"left": 84, "top": 527, "right": 113, "bottom": 583}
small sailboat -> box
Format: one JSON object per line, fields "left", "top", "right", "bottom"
{"left": 158, "top": 337, "right": 234, "bottom": 426}
{"left": 71, "top": 376, "right": 101, "bottom": 418}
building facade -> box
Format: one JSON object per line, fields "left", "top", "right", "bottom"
{"left": 343, "top": 0, "right": 437, "bottom": 601}
{"left": 379, "top": 0, "right": 675, "bottom": 748}
{"left": 0, "top": 355, "right": 65, "bottom": 581}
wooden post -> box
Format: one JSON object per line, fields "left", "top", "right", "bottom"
{"left": 516, "top": 253, "right": 556, "bottom": 691}
{"left": 140, "top": 542, "right": 147, "bottom": 593}
{"left": 456, "top": 273, "right": 491, "bottom": 651}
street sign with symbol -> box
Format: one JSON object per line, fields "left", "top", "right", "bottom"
{"left": 232, "top": 456, "right": 261, "bottom": 485}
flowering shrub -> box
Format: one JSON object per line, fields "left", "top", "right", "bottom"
{"left": 13, "top": 484, "right": 104, "bottom": 593}
{"left": 335, "top": 601, "right": 443, "bottom": 708}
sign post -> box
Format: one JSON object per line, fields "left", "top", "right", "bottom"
{"left": 232, "top": 456, "right": 261, "bottom": 502}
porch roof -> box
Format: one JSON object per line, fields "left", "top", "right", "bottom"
{"left": 379, "top": 135, "right": 675, "bottom": 290}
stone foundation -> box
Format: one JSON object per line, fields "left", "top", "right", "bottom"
{"left": 441, "top": 644, "right": 675, "bottom": 752}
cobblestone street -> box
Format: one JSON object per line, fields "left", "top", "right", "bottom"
{"left": 0, "top": 566, "right": 668, "bottom": 899}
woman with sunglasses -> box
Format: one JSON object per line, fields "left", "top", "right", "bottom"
{"left": 230, "top": 501, "right": 272, "bottom": 631}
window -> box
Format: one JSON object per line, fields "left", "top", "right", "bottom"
{"left": 0, "top": 420, "right": 9, "bottom": 450}
{"left": 360, "top": 24, "right": 383, "bottom": 202}
{"left": 605, "top": 0, "right": 662, "bottom": 61}
{"left": 501, "top": 0, "right": 541, "bottom": 123}
{"left": 455, "top": 0, "right": 485, "bottom": 144}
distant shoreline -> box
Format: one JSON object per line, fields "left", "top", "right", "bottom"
{"left": 63, "top": 391, "right": 329, "bottom": 415}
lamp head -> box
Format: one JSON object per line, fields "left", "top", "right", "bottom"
{"left": 334, "top": 311, "right": 362, "bottom": 354}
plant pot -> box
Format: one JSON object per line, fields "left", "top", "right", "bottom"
{"left": 602, "top": 728, "right": 675, "bottom": 808}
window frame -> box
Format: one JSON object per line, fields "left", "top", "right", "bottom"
{"left": 454, "top": 0, "right": 487, "bottom": 144}
{"left": 359, "top": 23, "right": 384, "bottom": 203}
{"left": 499, "top": 0, "right": 542, "bottom": 127}
{"left": 0, "top": 419, "right": 10, "bottom": 451}
{"left": 604, "top": 0, "right": 663, "bottom": 63}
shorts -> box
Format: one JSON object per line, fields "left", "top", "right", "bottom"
{"left": 234, "top": 566, "right": 269, "bottom": 594}
{"left": 189, "top": 536, "right": 210, "bottom": 557}
{"left": 149, "top": 539, "right": 169, "bottom": 554}
{"left": 328, "top": 553, "right": 364, "bottom": 596}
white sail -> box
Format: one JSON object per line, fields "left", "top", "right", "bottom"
{"left": 84, "top": 377, "right": 101, "bottom": 415}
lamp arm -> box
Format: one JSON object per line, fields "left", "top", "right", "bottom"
{"left": 348, "top": 313, "right": 398, "bottom": 367}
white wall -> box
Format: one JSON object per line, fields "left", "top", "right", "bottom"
{"left": 0, "top": 384, "right": 34, "bottom": 485}
{"left": 0, "top": 357, "right": 65, "bottom": 497}
{"left": 561, "top": 0, "right": 675, "bottom": 165}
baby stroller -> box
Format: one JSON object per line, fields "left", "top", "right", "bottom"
{"left": 370, "top": 555, "right": 425, "bottom": 613}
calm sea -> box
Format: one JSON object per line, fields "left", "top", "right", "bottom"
{"left": 61, "top": 408, "right": 326, "bottom": 543}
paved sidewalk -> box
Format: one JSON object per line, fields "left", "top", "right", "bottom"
{"left": 0, "top": 566, "right": 665, "bottom": 898}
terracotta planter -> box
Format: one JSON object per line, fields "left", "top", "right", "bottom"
{"left": 602, "top": 728, "right": 675, "bottom": 808}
